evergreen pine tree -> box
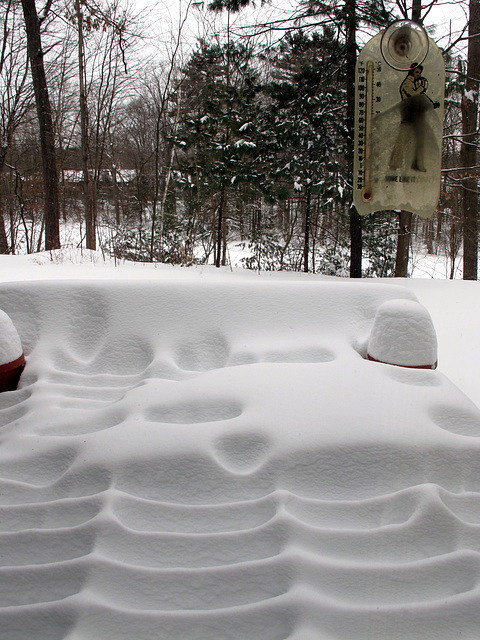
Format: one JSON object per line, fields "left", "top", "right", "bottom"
{"left": 258, "top": 29, "right": 348, "bottom": 272}
{"left": 176, "top": 40, "right": 262, "bottom": 266}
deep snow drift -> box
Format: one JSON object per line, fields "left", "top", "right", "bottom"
{"left": 1, "top": 251, "right": 480, "bottom": 640}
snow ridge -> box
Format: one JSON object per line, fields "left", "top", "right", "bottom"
{"left": 1, "top": 278, "right": 480, "bottom": 639}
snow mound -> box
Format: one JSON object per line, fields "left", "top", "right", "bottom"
{"left": 367, "top": 298, "right": 438, "bottom": 368}
{"left": 0, "top": 309, "right": 23, "bottom": 364}
{"left": 0, "top": 274, "right": 480, "bottom": 640}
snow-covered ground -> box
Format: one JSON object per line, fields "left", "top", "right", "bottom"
{"left": 1, "top": 250, "right": 480, "bottom": 640}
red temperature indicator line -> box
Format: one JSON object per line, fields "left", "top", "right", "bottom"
{"left": 361, "top": 60, "right": 374, "bottom": 202}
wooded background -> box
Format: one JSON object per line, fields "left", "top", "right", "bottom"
{"left": 1, "top": 0, "right": 478, "bottom": 278}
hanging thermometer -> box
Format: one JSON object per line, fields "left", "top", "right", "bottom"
{"left": 354, "top": 21, "right": 445, "bottom": 219}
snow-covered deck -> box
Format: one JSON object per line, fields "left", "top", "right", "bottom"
{"left": 1, "top": 258, "right": 480, "bottom": 639}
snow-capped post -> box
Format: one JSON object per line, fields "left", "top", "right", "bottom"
{"left": 0, "top": 310, "right": 25, "bottom": 392}
{"left": 367, "top": 299, "right": 437, "bottom": 369}
{"left": 353, "top": 21, "right": 445, "bottom": 219}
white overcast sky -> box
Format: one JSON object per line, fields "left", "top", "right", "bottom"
{"left": 131, "top": 0, "right": 468, "bottom": 61}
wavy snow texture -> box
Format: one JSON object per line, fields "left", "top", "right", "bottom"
{"left": 1, "top": 279, "right": 480, "bottom": 640}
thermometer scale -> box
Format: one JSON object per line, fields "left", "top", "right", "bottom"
{"left": 356, "top": 59, "right": 381, "bottom": 204}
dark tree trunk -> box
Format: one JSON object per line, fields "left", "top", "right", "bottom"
{"left": 412, "top": 0, "right": 422, "bottom": 23}
{"left": 216, "top": 187, "right": 226, "bottom": 268}
{"left": 426, "top": 217, "right": 435, "bottom": 254}
{"left": 21, "top": 0, "right": 60, "bottom": 250}
{"left": 75, "top": 0, "right": 95, "bottom": 250}
{"left": 394, "top": 0, "right": 422, "bottom": 277}
{"left": 0, "top": 211, "right": 8, "bottom": 254}
{"left": 0, "top": 148, "right": 10, "bottom": 253}
{"left": 394, "top": 210, "right": 412, "bottom": 276}
{"left": 461, "top": 0, "right": 480, "bottom": 280}
{"left": 303, "top": 189, "right": 311, "bottom": 273}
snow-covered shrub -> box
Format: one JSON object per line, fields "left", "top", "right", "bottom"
{"left": 363, "top": 211, "right": 397, "bottom": 278}
{"left": 316, "top": 243, "right": 350, "bottom": 277}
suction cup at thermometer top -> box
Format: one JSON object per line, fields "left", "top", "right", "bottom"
{"left": 380, "top": 20, "right": 429, "bottom": 71}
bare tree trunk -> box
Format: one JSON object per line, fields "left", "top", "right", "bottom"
{"left": 461, "top": 0, "right": 480, "bottom": 280}
{"left": 152, "top": 87, "right": 182, "bottom": 262}
{"left": 75, "top": 0, "right": 96, "bottom": 250}
{"left": 426, "top": 217, "right": 435, "bottom": 254}
{"left": 110, "top": 159, "right": 121, "bottom": 227}
{"left": 0, "top": 3, "right": 31, "bottom": 254}
{"left": 222, "top": 206, "right": 227, "bottom": 266}
{"left": 150, "top": 109, "right": 162, "bottom": 261}
{"left": 394, "top": 211, "right": 412, "bottom": 276}
{"left": 303, "top": 188, "right": 311, "bottom": 273}
{"left": 216, "top": 187, "right": 226, "bottom": 268}
{"left": 0, "top": 210, "right": 8, "bottom": 253}
{"left": 0, "top": 147, "right": 10, "bottom": 253}
{"left": 21, "top": 0, "right": 60, "bottom": 251}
